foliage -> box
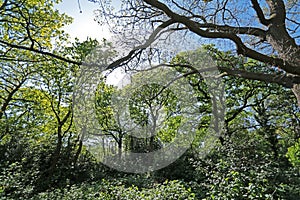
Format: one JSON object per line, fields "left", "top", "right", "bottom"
{"left": 92, "top": 0, "right": 300, "bottom": 107}
{"left": 32, "top": 179, "right": 195, "bottom": 200}
{"left": 195, "top": 134, "right": 300, "bottom": 200}
{"left": 1, "top": 0, "right": 300, "bottom": 198}
{"left": 287, "top": 139, "right": 300, "bottom": 170}
{"left": 0, "top": 1, "right": 101, "bottom": 196}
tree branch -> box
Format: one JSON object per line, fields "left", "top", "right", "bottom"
{"left": 199, "top": 23, "right": 266, "bottom": 38}
{"left": 0, "top": 0, "right": 8, "bottom": 11}
{"left": 140, "top": 63, "right": 300, "bottom": 89}
{"left": 251, "top": 0, "right": 270, "bottom": 26}
{"left": 106, "top": 19, "right": 175, "bottom": 70}
{"left": 0, "top": 78, "right": 26, "bottom": 119}
{"left": 143, "top": 0, "right": 300, "bottom": 75}
{"left": 0, "top": 40, "right": 82, "bottom": 65}
{"left": 218, "top": 66, "right": 300, "bottom": 88}
{"left": 266, "top": 0, "right": 286, "bottom": 23}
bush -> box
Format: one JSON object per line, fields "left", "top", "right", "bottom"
{"left": 32, "top": 179, "right": 195, "bottom": 200}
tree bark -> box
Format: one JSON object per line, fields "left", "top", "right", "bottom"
{"left": 264, "top": 0, "right": 300, "bottom": 105}
{"left": 292, "top": 84, "right": 300, "bottom": 106}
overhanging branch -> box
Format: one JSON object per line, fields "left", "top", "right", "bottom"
{"left": 198, "top": 23, "right": 266, "bottom": 38}
{"left": 0, "top": 40, "right": 82, "bottom": 65}
{"left": 106, "top": 19, "right": 175, "bottom": 70}
{"left": 136, "top": 62, "right": 300, "bottom": 89}
{"left": 217, "top": 66, "right": 300, "bottom": 88}
{"left": 143, "top": 0, "right": 300, "bottom": 75}
{"left": 251, "top": 0, "right": 270, "bottom": 26}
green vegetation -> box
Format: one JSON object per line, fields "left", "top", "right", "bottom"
{"left": 0, "top": 0, "right": 299, "bottom": 199}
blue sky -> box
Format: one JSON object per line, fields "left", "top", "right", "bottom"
{"left": 55, "top": 0, "right": 123, "bottom": 85}
{"left": 55, "top": 0, "right": 112, "bottom": 41}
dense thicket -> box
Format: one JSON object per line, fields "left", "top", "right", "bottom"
{"left": 0, "top": 0, "right": 299, "bottom": 199}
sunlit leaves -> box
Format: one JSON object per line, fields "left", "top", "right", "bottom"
{"left": 129, "top": 83, "right": 178, "bottom": 127}
{"left": 287, "top": 139, "right": 300, "bottom": 170}
{"left": 0, "top": 0, "right": 72, "bottom": 50}
{"left": 95, "top": 80, "right": 120, "bottom": 132}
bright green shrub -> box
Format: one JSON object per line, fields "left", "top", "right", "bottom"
{"left": 286, "top": 139, "right": 300, "bottom": 170}
{"left": 32, "top": 179, "right": 195, "bottom": 200}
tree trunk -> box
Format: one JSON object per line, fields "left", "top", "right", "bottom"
{"left": 48, "top": 130, "right": 63, "bottom": 173}
{"left": 292, "top": 84, "right": 300, "bottom": 107}
{"left": 264, "top": 0, "right": 300, "bottom": 106}
{"left": 118, "top": 141, "right": 122, "bottom": 160}
{"left": 73, "top": 140, "right": 83, "bottom": 166}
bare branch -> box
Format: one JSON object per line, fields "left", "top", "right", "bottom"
{"left": 136, "top": 62, "right": 299, "bottom": 89}
{"left": 142, "top": 0, "right": 300, "bottom": 75}
{"left": 218, "top": 66, "right": 300, "bottom": 88}
{"left": 106, "top": 19, "right": 175, "bottom": 70}
{"left": 198, "top": 23, "right": 266, "bottom": 38}
{"left": 266, "top": 0, "right": 286, "bottom": 23}
{"left": 251, "top": 0, "right": 270, "bottom": 26}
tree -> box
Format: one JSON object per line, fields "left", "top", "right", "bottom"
{"left": 92, "top": 0, "right": 300, "bottom": 104}
{"left": 148, "top": 47, "right": 300, "bottom": 199}
{"left": 94, "top": 80, "right": 126, "bottom": 159}
{"left": 127, "top": 82, "right": 179, "bottom": 152}
{"left": 0, "top": 0, "right": 80, "bottom": 65}
{"left": 88, "top": 64, "right": 201, "bottom": 173}
{"left": 0, "top": 10, "right": 101, "bottom": 192}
